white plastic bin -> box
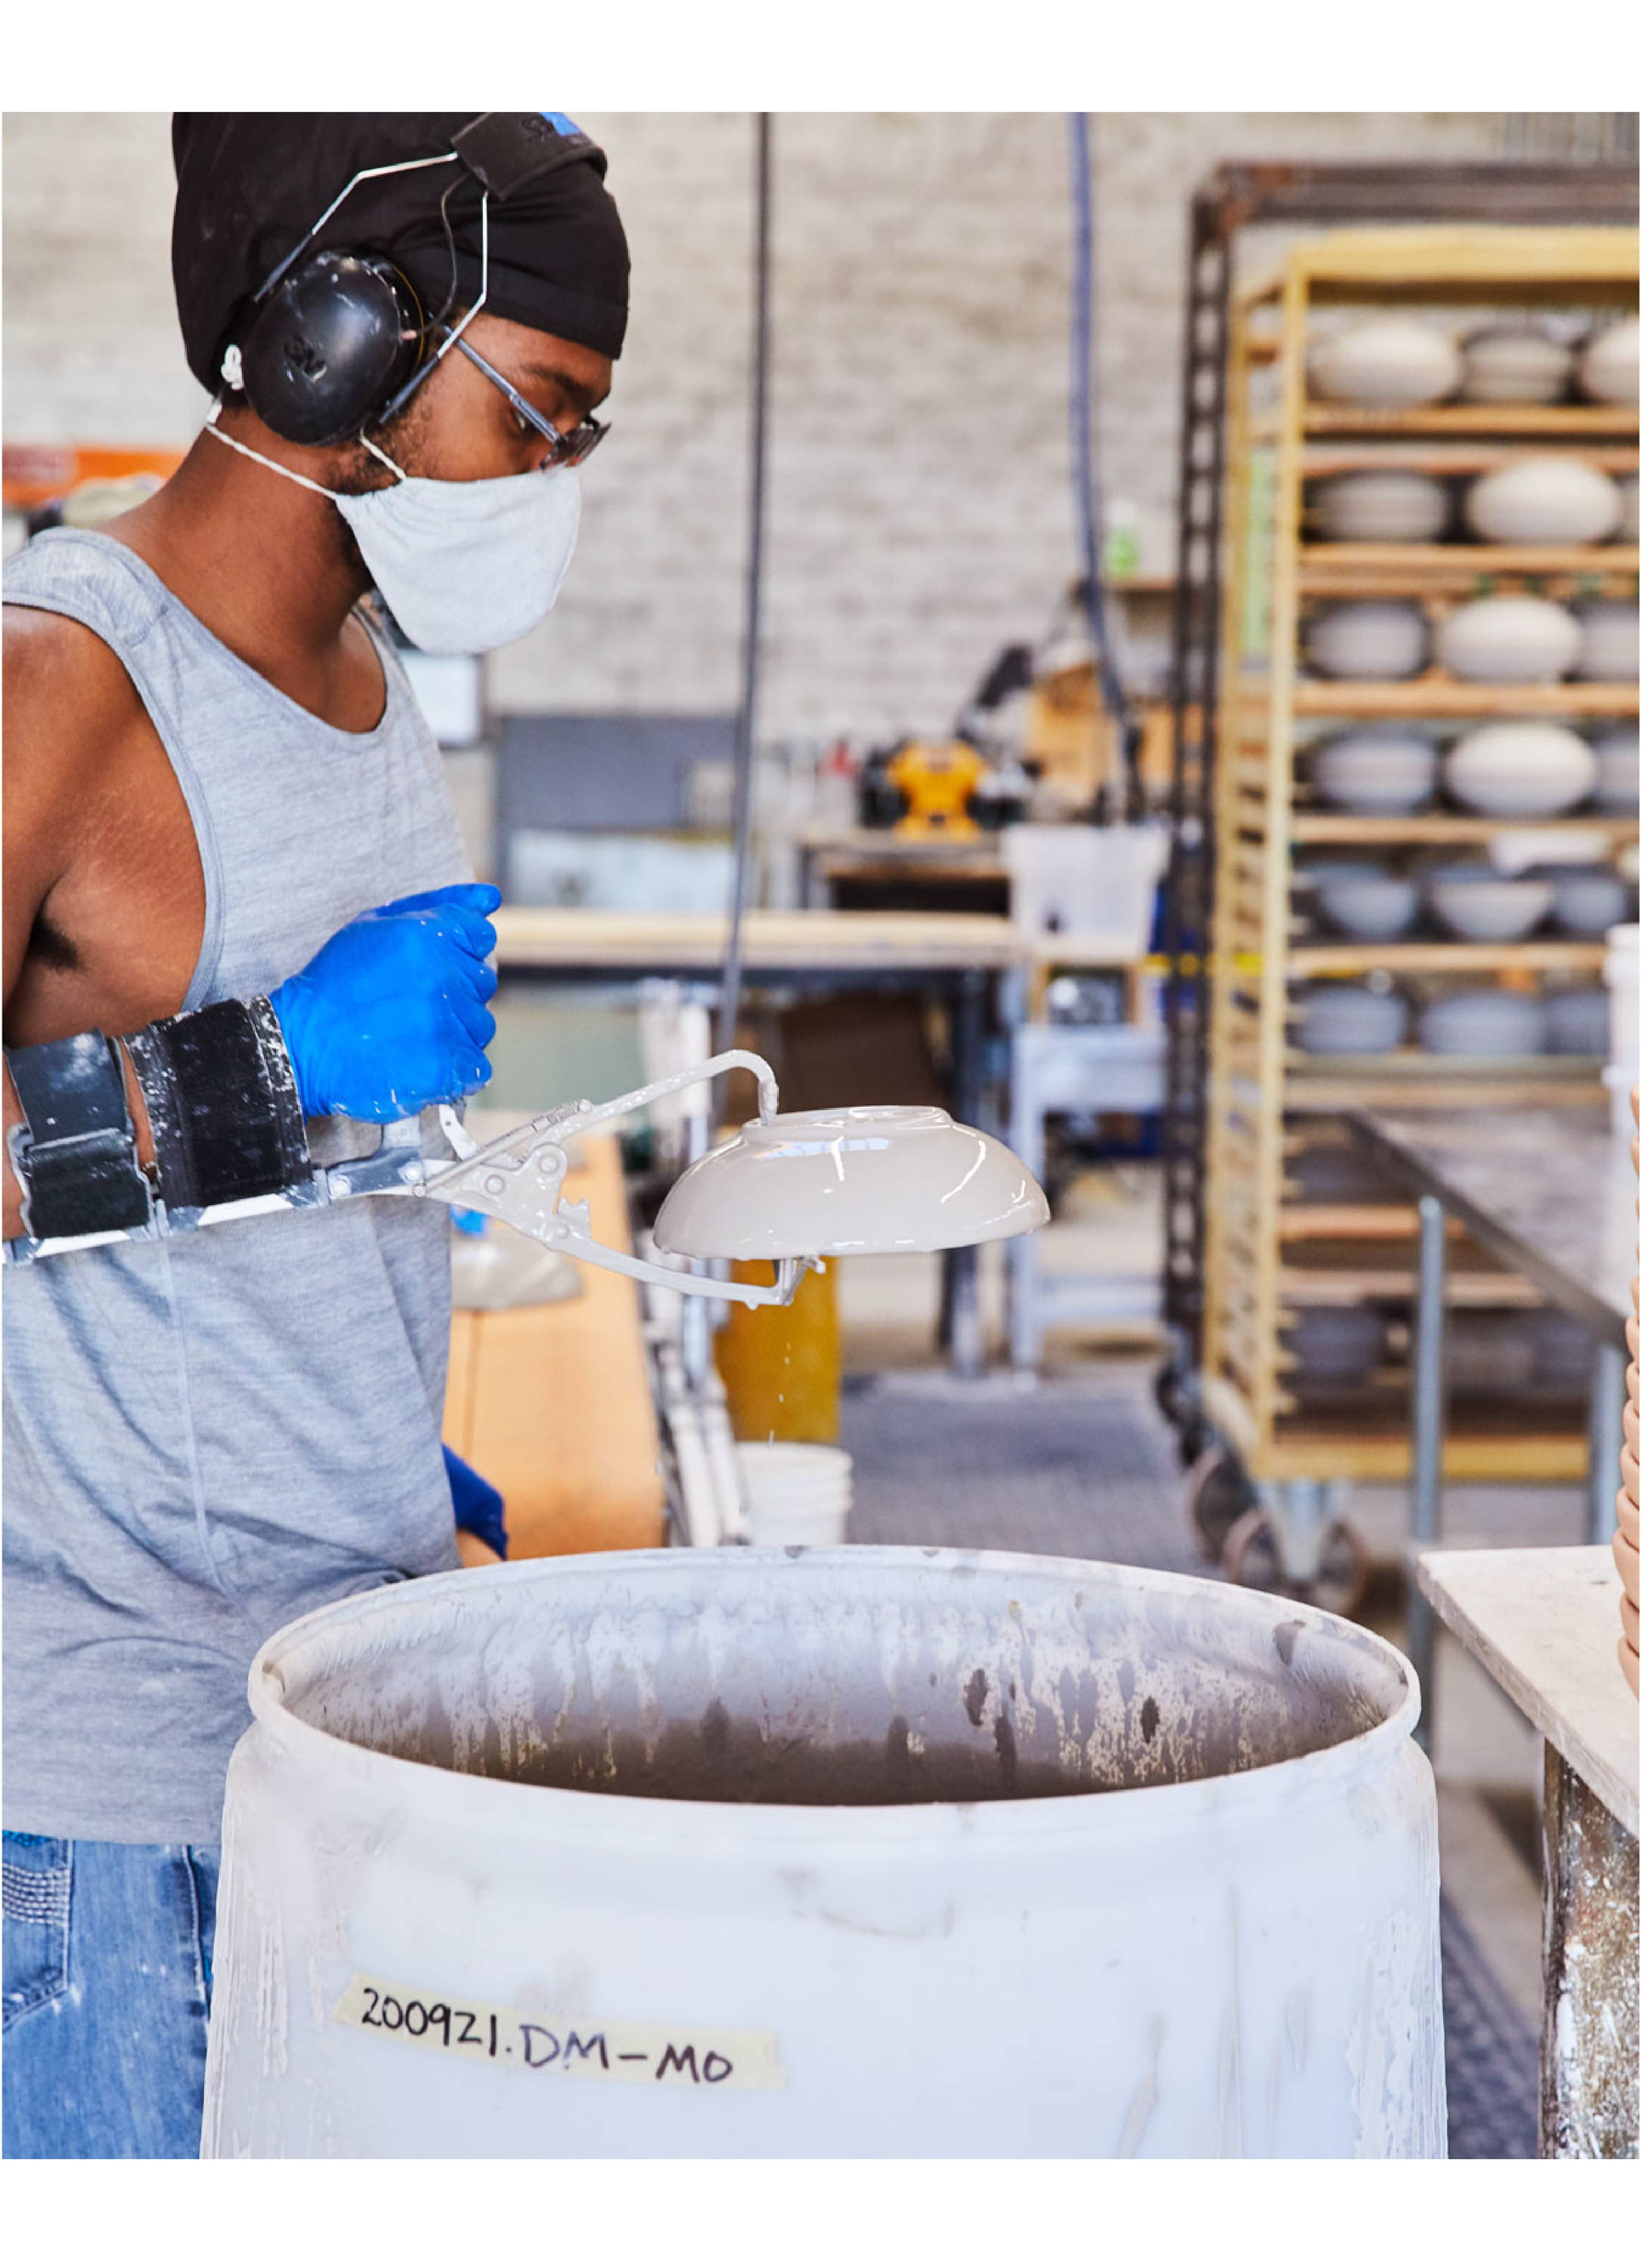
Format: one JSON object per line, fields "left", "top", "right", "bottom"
{"left": 203, "top": 1548, "right": 1443, "bottom": 2159}
{"left": 1002, "top": 824, "right": 1169, "bottom": 958}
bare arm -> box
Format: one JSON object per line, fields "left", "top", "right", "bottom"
{"left": 3, "top": 606, "right": 163, "bottom": 1237}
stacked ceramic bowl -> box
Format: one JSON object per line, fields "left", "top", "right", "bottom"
{"left": 1463, "top": 457, "right": 1622, "bottom": 545}
{"left": 735, "top": 1442, "right": 854, "bottom": 1548}
{"left": 1580, "top": 318, "right": 1639, "bottom": 406}
{"left": 1309, "top": 319, "right": 1461, "bottom": 407}
{"left": 1546, "top": 865, "right": 1634, "bottom": 938}
{"left": 1442, "top": 723, "right": 1598, "bottom": 817}
{"left": 1459, "top": 326, "right": 1572, "bottom": 406}
{"left": 1417, "top": 988, "right": 1548, "bottom": 1058}
{"left": 1426, "top": 866, "right": 1553, "bottom": 943}
{"left": 1293, "top": 984, "right": 1409, "bottom": 1056}
{"left": 1303, "top": 861, "right": 1420, "bottom": 942}
{"left": 1304, "top": 602, "right": 1428, "bottom": 680}
{"left": 1590, "top": 728, "right": 1639, "bottom": 815}
{"left": 1571, "top": 601, "right": 1640, "bottom": 684}
{"left": 1310, "top": 730, "right": 1438, "bottom": 814}
{"left": 1436, "top": 596, "right": 1581, "bottom": 684}
{"left": 1309, "top": 471, "right": 1449, "bottom": 544}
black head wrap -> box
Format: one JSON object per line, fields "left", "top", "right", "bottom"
{"left": 171, "top": 111, "right": 629, "bottom": 393}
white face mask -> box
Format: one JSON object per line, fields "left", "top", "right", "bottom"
{"left": 204, "top": 416, "right": 581, "bottom": 655}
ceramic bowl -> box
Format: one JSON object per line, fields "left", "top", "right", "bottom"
{"left": 1436, "top": 595, "right": 1581, "bottom": 684}
{"left": 1308, "top": 863, "right": 1421, "bottom": 941}
{"left": 1463, "top": 456, "right": 1621, "bottom": 545}
{"left": 1571, "top": 600, "right": 1640, "bottom": 684}
{"left": 1309, "top": 471, "right": 1449, "bottom": 544}
{"left": 1442, "top": 723, "right": 1598, "bottom": 818}
{"left": 1619, "top": 476, "right": 1639, "bottom": 544}
{"left": 653, "top": 1104, "right": 1050, "bottom": 1261}
{"left": 1579, "top": 318, "right": 1639, "bottom": 406}
{"left": 1286, "top": 1306, "right": 1386, "bottom": 1383}
{"left": 1426, "top": 868, "right": 1554, "bottom": 943}
{"left": 1417, "top": 987, "right": 1548, "bottom": 1058}
{"left": 1529, "top": 1308, "right": 1595, "bottom": 1389}
{"left": 1310, "top": 730, "right": 1439, "bottom": 815}
{"left": 1590, "top": 728, "right": 1640, "bottom": 815}
{"left": 1544, "top": 986, "right": 1611, "bottom": 1057}
{"left": 1304, "top": 602, "right": 1429, "bottom": 681}
{"left": 1293, "top": 984, "right": 1409, "bottom": 1056}
{"left": 1309, "top": 320, "right": 1462, "bottom": 408}
{"left": 1459, "top": 325, "right": 1572, "bottom": 405}
{"left": 1548, "top": 865, "right": 1632, "bottom": 937}
{"left": 1443, "top": 1313, "right": 1539, "bottom": 1394}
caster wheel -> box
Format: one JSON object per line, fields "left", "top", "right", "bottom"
{"left": 1220, "top": 1510, "right": 1371, "bottom": 1619}
{"left": 1183, "top": 1443, "right": 1257, "bottom": 1562}
{"left": 1176, "top": 1414, "right": 1210, "bottom": 1470}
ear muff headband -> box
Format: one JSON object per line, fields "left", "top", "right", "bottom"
{"left": 225, "top": 116, "right": 603, "bottom": 451}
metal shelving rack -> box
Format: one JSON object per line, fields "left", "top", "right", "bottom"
{"left": 1196, "top": 222, "right": 1639, "bottom": 1599}
{"left": 1158, "top": 163, "right": 1638, "bottom": 1457}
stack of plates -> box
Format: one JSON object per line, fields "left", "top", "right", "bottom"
{"left": 736, "top": 1442, "right": 854, "bottom": 1549}
{"left": 1548, "top": 865, "right": 1633, "bottom": 938}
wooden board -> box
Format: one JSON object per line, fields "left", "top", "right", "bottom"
{"left": 1285, "top": 680, "right": 1640, "bottom": 719}
{"left": 444, "top": 1133, "right": 665, "bottom": 1559}
{"left": 1417, "top": 1545, "right": 1639, "bottom": 1836}
{"left": 494, "top": 906, "right": 1027, "bottom": 974}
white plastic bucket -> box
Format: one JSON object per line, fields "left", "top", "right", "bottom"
{"left": 736, "top": 1442, "right": 852, "bottom": 1548}
{"left": 1605, "top": 922, "right": 1639, "bottom": 1139}
{"left": 203, "top": 1548, "right": 1443, "bottom": 2158}
{"left": 1002, "top": 824, "right": 1168, "bottom": 956}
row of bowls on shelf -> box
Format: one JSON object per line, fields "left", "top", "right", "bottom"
{"left": 1293, "top": 978, "right": 1610, "bottom": 1058}
{"left": 1299, "top": 856, "right": 1634, "bottom": 943}
{"left": 1310, "top": 457, "right": 1637, "bottom": 546}
{"left": 1309, "top": 318, "right": 1637, "bottom": 410}
{"left": 1309, "top": 720, "right": 1636, "bottom": 817}
{"left": 1285, "top": 1303, "right": 1591, "bottom": 1393}
{"left": 1304, "top": 595, "right": 1637, "bottom": 684}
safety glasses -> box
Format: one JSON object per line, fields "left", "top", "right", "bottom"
{"left": 438, "top": 328, "right": 610, "bottom": 469}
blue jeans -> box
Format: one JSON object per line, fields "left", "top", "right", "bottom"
{"left": 2, "top": 1832, "right": 220, "bottom": 2158}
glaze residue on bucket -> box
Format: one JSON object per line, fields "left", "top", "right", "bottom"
{"left": 262, "top": 1547, "right": 1409, "bottom": 1808}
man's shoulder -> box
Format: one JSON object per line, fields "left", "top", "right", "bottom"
{"left": 4, "top": 600, "right": 151, "bottom": 792}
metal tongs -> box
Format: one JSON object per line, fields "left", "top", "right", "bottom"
{"left": 339, "top": 1049, "right": 810, "bottom": 1312}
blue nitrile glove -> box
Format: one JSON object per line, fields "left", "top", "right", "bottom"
{"left": 444, "top": 1444, "right": 508, "bottom": 1559}
{"left": 268, "top": 883, "right": 501, "bottom": 1123}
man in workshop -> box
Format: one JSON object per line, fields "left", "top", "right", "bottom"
{"left": 2, "top": 113, "right": 628, "bottom": 2158}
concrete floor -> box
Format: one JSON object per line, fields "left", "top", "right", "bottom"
{"left": 835, "top": 1159, "right": 1558, "bottom": 2037}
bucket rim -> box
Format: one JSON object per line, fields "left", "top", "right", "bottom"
{"left": 241, "top": 1545, "right": 1423, "bottom": 1840}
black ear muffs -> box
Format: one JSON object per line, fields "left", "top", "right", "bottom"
{"left": 239, "top": 251, "right": 425, "bottom": 448}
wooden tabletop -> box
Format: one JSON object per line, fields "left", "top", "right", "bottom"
{"left": 1417, "top": 1547, "right": 1638, "bottom": 1836}
{"left": 443, "top": 1131, "right": 665, "bottom": 1560}
{"left": 493, "top": 906, "right": 1028, "bottom": 974}
{"left": 1352, "top": 1106, "right": 1636, "bottom": 1349}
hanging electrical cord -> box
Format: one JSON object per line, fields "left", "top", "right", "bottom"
{"left": 715, "top": 113, "right": 773, "bottom": 1055}
{"left": 1067, "top": 111, "right": 1138, "bottom": 823}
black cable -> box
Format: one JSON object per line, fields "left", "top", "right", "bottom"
{"left": 1067, "top": 111, "right": 1135, "bottom": 819}
{"left": 716, "top": 113, "right": 773, "bottom": 1055}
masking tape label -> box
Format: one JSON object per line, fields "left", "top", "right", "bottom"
{"left": 333, "top": 1973, "right": 785, "bottom": 2092}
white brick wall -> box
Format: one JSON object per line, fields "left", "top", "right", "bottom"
{"left": 5, "top": 110, "right": 1513, "bottom": 736}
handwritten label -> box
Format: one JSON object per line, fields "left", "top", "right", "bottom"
{"left": 333, "top": 1975, "right": 785, "bottom": 2093}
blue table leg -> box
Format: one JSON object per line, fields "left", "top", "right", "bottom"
{"left": 1410, "top": 1194, "right": 1449, "bottom": 1752}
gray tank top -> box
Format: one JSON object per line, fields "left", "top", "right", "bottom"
{"left": 4, "top": 528, "right": 472, "bottom": 1844}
